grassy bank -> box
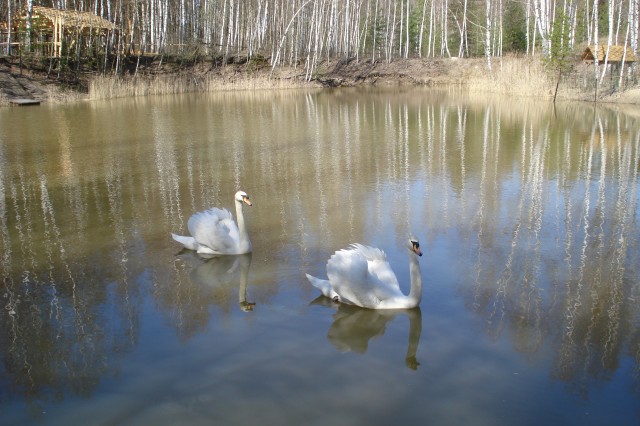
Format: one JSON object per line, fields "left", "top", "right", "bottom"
{"left": 86, "top": 56, "right": 550, "bottom": 101}
{"left": 468, "top": 57, "right": 555, "bottom": 98}
{"left": 2, "top": 55, "right": 639, "bottom": 105}
{"left": 87, "top": 56, "right": 621, "bottom": 103}
{"left": 87, "top": 66, "right": 321, "bottom": 100}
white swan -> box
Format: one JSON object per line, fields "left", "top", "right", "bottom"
{"left": 171, "top": 191, "right": 253, "bottom": 255}
{"left": 306, "top": 237, "right": 423, "bottom": 309}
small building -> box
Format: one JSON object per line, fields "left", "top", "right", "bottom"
{"left": 581, "top": 45, "right": 637, "bottom": 65}
{"left": 17, "top": 6, "right": 115, "bottom": 58}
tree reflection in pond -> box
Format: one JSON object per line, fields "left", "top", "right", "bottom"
{"left": 0, "top": 90, "right": 639, "bottom": 423}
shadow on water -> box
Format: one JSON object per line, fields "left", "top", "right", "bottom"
{"left": 311, "top": 296, "right": 423, "bottom": 370}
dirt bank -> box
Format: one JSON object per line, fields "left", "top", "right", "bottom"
{"left": 1, "top": 56, "right": 640, "bottom": 106}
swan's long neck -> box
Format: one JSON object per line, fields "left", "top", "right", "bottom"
{"left": 235, "top": 201, "right": 252, "bottom": 252}
{"left": 407, "top": 252, "right": 423, "bottom": 307}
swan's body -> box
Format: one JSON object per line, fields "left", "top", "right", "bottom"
{"left": 172, "top": 191, "right": 252, "bottom": 256}
{"left": 306, "top": 238, "right": 423, "bottom": 310}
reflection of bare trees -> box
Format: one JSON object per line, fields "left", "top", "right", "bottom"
{"left": 0, "top": 173, "right": 139, "bottom": 403}
{"left": 550, "top": 117, "right": 640, "bottom": 395}
{"left": 149, "top": 253, "right": 257, "bottom": 343}
{"left": 463, "top": 103, "right": 640, "bottom": 396}
{"left": 1, "top": 89, "right": 639, "bottom": 406}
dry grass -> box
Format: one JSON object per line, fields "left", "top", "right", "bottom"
{"left": 467, "top": 56, "right": 556, "bottom": 99}
{"left": 88, "top": 70, "right": 319, "bottom": 100}
{"left": 464, "top": 55, "right": 640, "bottom": 103}
{"left": 44, "top": 85, "right": 88, "bottom": 103}
{"left": 3, "top": 56, "right": 637, "bottom": 105}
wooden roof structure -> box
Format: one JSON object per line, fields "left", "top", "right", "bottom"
{"left": 23, "top": 6, "right": 115, "bottom": 57}
{"left": 582, "top": 45, "right": 637, "bottom": 64}
{"left": 30, "top": 6, "right": 115, "bottom": 31}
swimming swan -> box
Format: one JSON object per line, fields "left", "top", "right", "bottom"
{"left": 306, "top": 237, "right": 423, "bottom": 309}
{"left": 171, "top": 191, "right": 253, "bottom": 255}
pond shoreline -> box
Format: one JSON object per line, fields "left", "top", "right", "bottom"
{"left": 2, "top": 56, "right": 640, "bottom": 106}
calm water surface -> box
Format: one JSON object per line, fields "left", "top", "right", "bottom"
{"left": 1, "top": 88, "right": 639, "bottom": 425}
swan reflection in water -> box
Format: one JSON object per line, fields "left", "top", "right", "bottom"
{"left": 311, "top": 297, "right": 423, "bottom": 370}
{"left": 188, "top": 253, "right": 255, "bottom": 312}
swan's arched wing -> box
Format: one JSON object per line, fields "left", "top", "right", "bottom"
{"left": 327, "top": 245, "right": 401, "bottom": 308}
{"left": 188, "top": 208, "right": 240, "bottom": 253}
{"left": 352, "top": 244, "right": 403, "bottom": 301}
{"left": 326, "top": 247, "right": 371, "bottom": 306}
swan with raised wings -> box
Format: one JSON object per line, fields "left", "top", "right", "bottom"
{"left": 171, "top": 191, "right": 253, "bottom": 256}
{"left": 306, "top": 237, "right": 423, "bottom": 309}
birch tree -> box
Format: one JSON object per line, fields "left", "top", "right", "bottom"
{"left": 631, "top": 0, "right": 639, "bottom": 52}
{"left": 5, "top": 0, "right": 11, "bottom": 55}
{"left": 600, "top": 0, "right": 616, "bottom": 82}
{"left": 1, "top": 0, "right": 639, "bottom": 84}
{"left": 532, "top": 0, "right": 552, "bottom": 55}
{"left": 418, "top": 0, "right": 428, "bottom": 56}
{"left": 593, "top": 0, "right": 600, "bottom": 96}
{"left": 486, "top": 0, "right": 493, "bottom": 70}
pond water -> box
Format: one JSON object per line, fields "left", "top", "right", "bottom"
{"left": 1, "top": 88, "right": 639, "bottom": 426}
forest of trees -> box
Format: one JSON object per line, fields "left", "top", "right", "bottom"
{"left": 1, "top": 0, "right": 639, "bottom": 79}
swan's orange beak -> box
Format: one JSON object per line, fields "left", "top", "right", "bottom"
{"left": 412, "top": 243, "right": 422, "bottom": 256}
{"left": 243, "top": 196, "right": 252, "bottom": 206}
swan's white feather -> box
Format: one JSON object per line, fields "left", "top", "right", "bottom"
{"left": 188, "top": 208, "right": 241, "bottom": 254}
{"left": 308, "top": 242, "right": 423, "bottom": 310}
{"left": 172, "top": 191, "right": 252, "bottom": 255}
{"left": 305, "top": 274, "right": 339, "bottom": 300}
{"left": 326, "top": 244, "right": 403, "bottom": 308}
{"left": 170, "top": 233, "right": 199, "bottom": 251}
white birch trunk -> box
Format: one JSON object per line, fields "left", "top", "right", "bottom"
{"left": 586, "top": 0, "right": 592, "bottom": 45}
{"left": 532, "top": 0, "right": 551, "bottom": 55}
{"left": 419, "top": 0, "right": 428, "bottom": 57}
{"left": 600, "top": 0, "right": 614, "bottom": 82}
{"left": 486, "top": 0, "right": 493, "bottom": 70}
{"left": 526, "top": 0, "right": 531, "bottom": 54}
{"left": 459, "top": 0, "right": 468, "bottom": 57}
{"left": 443, "top": 0, "right": 450, "bottom": 57}
{"left": 26, "top": 0, "right": 33, "bottom": 48}
{"left": 399, "top": 0, "right": 404, "bottom": 58}
{"left": 6, "top": 0, "right": 11, "bottom": 55}
{"left": 406, "top": 0, "right": 410, "bottom": 58}
{"left": 372, "top": 0, "right": 379, "bottom": 61}
{"left": 360, "top": 0, "right": 371, "bottom": 59}
{"left": 630, "top": 0, "right": 639, "bottom": 52}
{"left": 428, "top": 0, "right": 434, "bottom": 57}
{"left": 593, "top": 0, "right": 600, "bottom": 95}
{"left": 619, "top": 22, "right": 630, "bottom": 88}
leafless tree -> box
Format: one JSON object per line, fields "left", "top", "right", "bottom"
{"left": 1, "top": 0, "right": 639, "bottom": 79}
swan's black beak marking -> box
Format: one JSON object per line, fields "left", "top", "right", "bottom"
{"left": 412, "top": 241, "right": 423, "bottom": 256}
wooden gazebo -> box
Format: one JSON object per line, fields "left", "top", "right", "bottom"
{"left": 21, "top": 6, "right": 115, "bottom": 58}
{"left": 581, "top": 45, "right": 637, "bottom": 65}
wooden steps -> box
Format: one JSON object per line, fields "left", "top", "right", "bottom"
{"left": 9, "top": 98, "right": 40, "bottom": 106}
